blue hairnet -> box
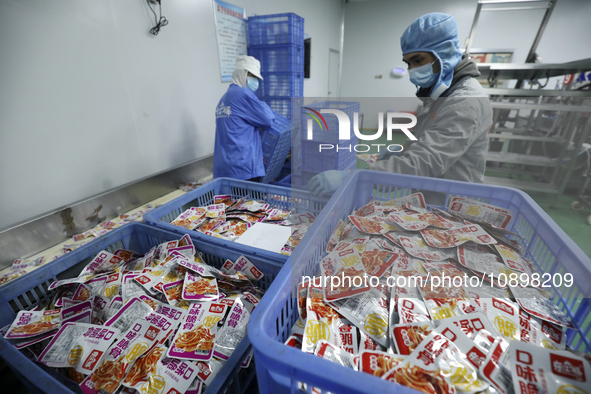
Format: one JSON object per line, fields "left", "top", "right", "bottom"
{"left": 401, "top": 13, "right": 463, "bottom": 98}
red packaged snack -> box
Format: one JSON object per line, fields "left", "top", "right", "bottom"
{"left": 518, "top": 308, "right": 566, "bottom": 350}
{"left": 360, "top": 350, "right": 407, "bottom": 378}
{"left": 420, "top": 224, "right": 496, "bottom": 248}
{"left": 448, "top": 197, "right": 513, "bottom": 229}
{"left": 320, "top": 246, "right": 370, "bottom": 302}
{"left": 391, "top": 321, "right": 434, "bottom": 355}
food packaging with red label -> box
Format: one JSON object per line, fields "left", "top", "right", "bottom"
{"left": 314, "top": 340, "right": 358, "bottom": 370}
{"left": 391, "top": 321, "right": 434, "bottom": 355}
{"left": 510, "top": 285, "right": 574, "bottom": 329}
{"left": 494, "top": 244, "right": 536, "bottom": 275}
{"left": 479, "top": 338, "right": 513, "bottom": 394}
{"left": 302, "top": 285, "right": 346, "bottom": 354}
{"left": 518, "top": 308, "right": 566, "bottom": 350}
{"left": 479, "top": 298, "right": 521, "bottom": 342}
{"left": 509, "top": 341, "right": 591, "bottom": 394}
{"left": 104, "top": 297, "right": 154, "bottom": 333}
{"left": 326, "top": 219, "right": 346, "bottom": 253}
{"left": 360, "top": 350, "right": 407, "bottom": 378}
{"left": 38, "top": 322, "right": 120, "bottom": 375}
{"left": 182, "top": 271, "right": 219, "bottom": 302}
{"left": 221, "top": 256, "right": 264, "bottom": 281}
{"left": 392, "top": 232, "right": 457, "bottom": 261}
{"left": 320, "top": 246, "right": 370, "bottom": 302}
{"left": 388, "top": 211, "right": 455, "bottom": 231}
{"left": 120, "top": 344, "right": 167, "bottom": 390}
{"left": 349, "top": 215, "right": 401, "bottom": 235}
{"left": 448, "top": 197, "right": 513, "bottom": 229}
{"left": 138, "top": 357, "right": 199, "bottom": 394}
{"left": 167, "top": 302, "right": 228, "bottom": 361}
{"left": 5, "top": 309, "right": 61, "bottom": 339}
{"left": 421, "top": 224, "right": 497, "bottom": 248}
{"left": 213, "top": 297, "right": 253, "bottom": 361}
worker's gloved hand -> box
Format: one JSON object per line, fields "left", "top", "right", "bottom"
{"left": 307, "top": 170, "right": 349, "bottom": 197}
{"left": 377, "top": 147, "right": 404, "bottom": 161}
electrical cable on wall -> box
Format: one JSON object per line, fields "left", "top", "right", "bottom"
{"left": 147, "top": 0, "right": 168, "bottom": 35}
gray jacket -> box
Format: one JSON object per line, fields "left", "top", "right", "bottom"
{"left": 369, "top": 57, "right": 493, "bottom": 183}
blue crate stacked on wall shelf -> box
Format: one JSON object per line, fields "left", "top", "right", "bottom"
{"left": 292, "top": 101, "right": 361, "bottom": 188}
{"left": 248, "top": 13, "right": 304, "bottom": 183}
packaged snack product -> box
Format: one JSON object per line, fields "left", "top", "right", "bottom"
{"left": 418, "top": 284, "right": 478, "bottom": 322}
{"left": 479, "top": 338, "right": 513, "bottom": 394}
{"left": 421, "top": 224, "right": 496, "bottom": 248}
{"left": 391, "top": 321, "right": 435, "bottom": 355}
{"left": 121, "top": 344, "right": 167, "bottom": 390}
{"left": 509, "top": 341, "right": 591, "bottom": 394}
{"left": 388, "top": 211, "right": 455, "bottom": 231}
{"left": 518, "top": 308, "right": 566, "bottom": 350}
{"left": 448, "top": 197, "right": 513, "bottom": 229}
{"left": 359, "top": 247, "right": 399, "bottom": 278}
{"left": 213, "top": 297, "right": 253, "bottom": 361}
{"left": 5, "top": 309, "right": 61, "bottom": 339}
{"left": 392, "top": 232, "right": 457, "bottom": 261}
{"left": 314, "top": 340, "right": 358, "bottom": 370}
{"left": 11, "top": 256, "right": 44, "bottom": 271}
{"left": 394, "top": 282, "right": 431, "bottom": 324}
{"left": 62, "top": 301, "right": 93, "bottom": 325}
{"left": 510, "top": 286, "right": 574, "bottom": 328}
{"left": 138, "top": 357, "right": 199, "bottom": 394}
{"left": 349, "top": 215, "right": 401, "bottom": 235}
{"left": 38, "top": 323, "right": 120, "bottom": 374}
{"left": 375, "top": 193, "right": 426, "bottom": 209}
{"left": 168, "top": 302, "right": 228, "bottom": 361}
{"left": 182, "top": 271, "right": 219, "bottom": 301}
{"left": 360, "top": 350, "right": 407, "bottom": 378}
{"left": 494, "top": 244, "right": 536, "bottom": 275}
{"left": 328, "top": 287, "right": 389, "bottom": 348}
{"left": 326, "top": 220, "right": 346, "bottom": 253}
{"left": 104, "top": 297, "right": 154, "bottom": 333}
{"left": 221, "top": 256, "right": 264, "bottom": 281}
{"left": 479, "top": 298, "right": 520, "bottom": 342}
{"left": 302, "top": 285, "right": 346, "bottom": 354}
{"left": 320, "top": 246, "right": 370, "bottom": 302}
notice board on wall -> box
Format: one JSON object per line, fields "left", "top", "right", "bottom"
{"left": 213, "top": 0, "right": 247, "bottom": 82}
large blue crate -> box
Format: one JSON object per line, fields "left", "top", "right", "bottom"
{"left": 249, "top": 44, "right": 304, "bottom": 73}
{"left": 247, "top": 13, "right": 304, "bottom": 46}
{"left": 261, "top": 113, "right": 293, "bottom": 183}
{"left": 248, "top": 170, "right": 591, "bottom": 394}
{"left": 143, "top": 178, "right": 329, "bottom": 263}
{"left": 263, "top": 97, "right": 302, "bottom": 123}
{"left": 0, "top": 222, "right": 284, "bottom": 394}
{"left": 256, "top": 72, "right": 304, "bottom": 98}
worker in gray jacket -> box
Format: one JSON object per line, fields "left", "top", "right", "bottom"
{"left": 308, "top": 13, "right": 493, "bottom": 197}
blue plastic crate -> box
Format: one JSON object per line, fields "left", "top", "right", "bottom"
{"left": 263, "top": 96, "right": 303, "bottom": 123}
{"left": 301, "top": 139, "right": 358, "bottom": 172}
{"left": 0, "top": 222, "right": 285, "bottom": 394}
{"left": 143, "top": 178, "right": 329, "bottom": 263}
{"left": 249, "top": 44, "right": 304, "bottom": 73}
{"left": 248, "top": 170, "right": 591, "bottom": 394}
{"left": 301, "top": 101, "right": 361, "bottom": 143}
{"left": 247, "top": 13, "right": 304, "bottom": 46}
{"left": 261, "top": 114, "right": 293, "bottom": 183}
{"left": 256, "top": 72, "right": 304, "bottom": 99}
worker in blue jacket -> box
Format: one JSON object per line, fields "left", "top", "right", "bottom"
{"left": 214, "top": 55, "right": 275, "bottom": 181}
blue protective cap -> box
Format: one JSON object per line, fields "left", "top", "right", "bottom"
{"left": 401, "top": 13, "right": 463, "bottom": 98}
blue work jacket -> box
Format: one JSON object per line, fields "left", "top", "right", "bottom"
{"left": 213, "top": 84, "right": 275, "bottom": 180}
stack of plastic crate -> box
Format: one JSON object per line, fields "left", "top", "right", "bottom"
{"left": 292, "top": 101, "right": 361, "bottom": 188}
{"left": 247, "top": 13, "right": 304, "bottom": 122}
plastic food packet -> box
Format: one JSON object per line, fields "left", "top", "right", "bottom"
{"left": 138, "top": 357, "right": 199, "bottom": 394}
{"left": 384, "top": 331, "right": 488, "bottom": 394}
{"left": 518, "top": 308, "right": 566, "bottom": 350}
{"left": 320, "top": 246, "right": 370, "bottom": 302}
{"left": 349, "top": 215, "right": 401, "bottom": 235}
{"left": 478, "top": 337, "right": 513, "bottom": 394}
{"left": 510, "top": 286, "right": 574, "bottom": 328}
{"left": 297, "top": 278, "right": 312, "bottom": 320}
{"left": 326, "top": 219, "right": 346, "bottom": 253}
{"left": 421, "top": 224, "right": 497, "bottom": 248}
{"left": 205, "top": 203, "right": 226, "bottom": 219}
{"left": 285, "top": 335, "right": 302, "bottom": 349}
{"left": 511, "top": 341, "right": 591, "bottom": 394}
{"left": 479, "top": 298, "right": 520, "bottom": 342}
{"left": 394, "top": 281, "right": 431, "bottom": 324}
{"left": 376, "top": 193, "right": 426, "bottom": 209}
{"left": 418, "top": 284, "right": 478, "bottom": 322}
{"left": 168, "top": 302, "right": 228, "bottom": 361}
{"left": 314, "top": 340, "right": 358, "bottom": 370}
{"left": 302, "top": 285, "right": 346, "bottom": 354}
{"left": 388, "top": 211, "right": 455, "bottom": 231}
{"left": 435, "top": 319, "right": 491, "bottom": 373}
{"left": 121, "top": 344, "right": 167, "bottom": 390}
{"left": 12, "top": 330, "right": 58, "bottom": 351}
{"left": 121, "top": 273, "right": 148, "bottom": 302}
{"left": 360, "top": 350, "right": 407, "bottom": 378}
{"left": 104, "top": 297, "right": 154, "bottom": 333}
{"left": 214, "top": 194, "right": 234, "bottom": 207}
{"left": 5, "top": 309, "right": 61, "bottom": 339}
{"left": 233, "top": 199, "right": 269, "bottom": 213}
{"left": 62, "top": 301, "right": 93, "bottom": 324}
{"left": 494, "top": 244, "right": 536, "bottom": 275}
{"left": 328, "top": 287, "right": 389, "bottom": 348}
{"left": 114, "top": 249, "right": 141, "bottom": 263}
{"left": 0, "top": 270, "right": 28, "bottom": 287}
{"left": 338, "top": 321, "right": 358, "bottom": 355}
{"left": 194, "top": 358, "right": 224, "bottom": 386}
{"left": 448, "top": 197, "right": 513, "bottom": 229}
{"left": 80, "top": 318, "right": 164, "bottom": 394}
{"left": 221, "top": 256, "right": 264, "bottom": 281}
{"left": 213, "top": 297, "right": 253, "bottom": 361}
{"left": 360, "top": 247, "right": 399, "bottom": 277}
{"left": 161, "top": 280, "right": 188, "bottom": 308}
{"left": 263, "top": 208, "right": 290, "bottom": 221}
{"left": 12, "top": 256, "right": 44, "bottom": 271}
{"left": 439, "top": 312, "right": 496, "bottom": 340}
{"left": 423, "top": 260, "right": 468, "bottom": 280}
{"left": 49, "top": 251, "right": 123, "bottom": 291}
{"left": 134, "top": 255, "right": 186, "bottom": 294}
{"left": 391, "top": 321, "right": 435, "bottom": 355}
{"left": 198, "top": 219, "right": 224, "bottom": 233}
{"left": 391, "top": 232, "right": 457, "bottom": 261}
{"left": 182, "top": 272, "right": 218, "bottom": 302}
{"left": 38, "top": 323, "right": 120, "bottom": 374}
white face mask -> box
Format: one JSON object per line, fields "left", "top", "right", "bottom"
{"left": 247, "top": 76, "right": 259, "bottom": 92}
{"left": 408, "top": 61, "right": 439, "bottom": 88}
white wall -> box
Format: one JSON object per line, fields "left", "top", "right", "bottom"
{"left": 0, "top": 0, "right": 343, "bottom": 230}
{"left": 341, "top": 0, "right": 591, "bottom": 127}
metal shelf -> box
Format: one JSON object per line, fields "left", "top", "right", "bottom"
{"left": 478, "top": 58, "right": 591, "bottom": 82}
{"left": 488, "top": 133, "right": 564, "bottom": 143}
{"left": 484, "top": 88, "right": 591, "bottom": 98}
